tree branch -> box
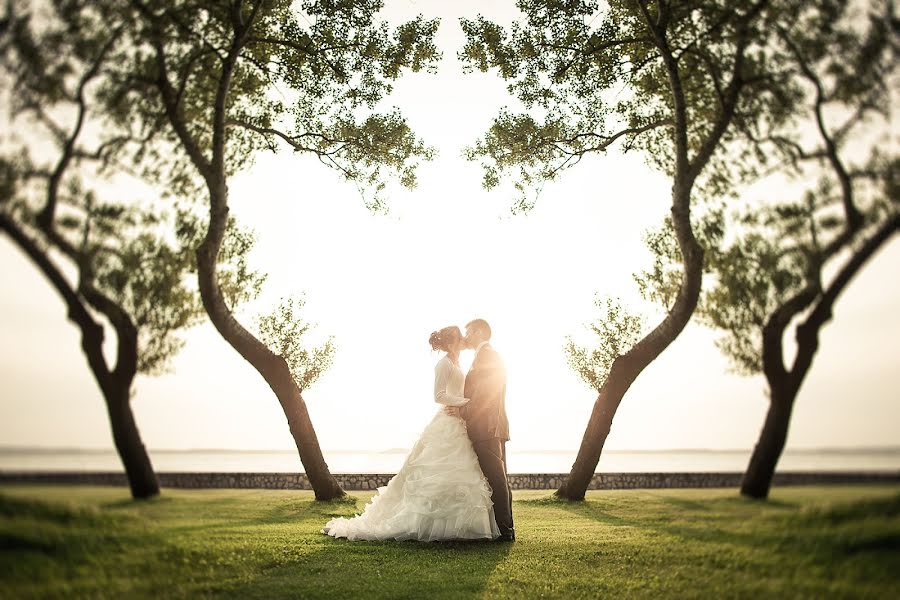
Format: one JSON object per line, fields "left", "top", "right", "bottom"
{"left": 789, "top": 212, "right": 899, "bottom": 386}
{"left": 129, "top": 0, "right": 214, "bottom": 183}
{"left": 0, "top": 213, "right": 110, "bottom": 380}
{"left": 567, "top": 119, "right": 673, "bottom": 154}
{"left": 226, "top": 119, "right": 332, "bottom": 152}
{"left": 687, "top": 1, "right": 770, "bottom": 184}
{"left": 780, "top": 29, "right": 863, "bottom": 229}
{"left": 79, "top": 279, "right": 139, "bottom": 381}
{"left": 760, "top": 282, "right": 819, "bottom": 384}
{"left": 245, "top": 36, "right": 348, "bottom": 81}
{"left": 551, "top": 35, "right": 652, "bottom": 81}
{"left": 36, "top": 27, "right": 121, "bottom": 229}
{"left": 633, "top": 0, "right": 690, "bottom": 191}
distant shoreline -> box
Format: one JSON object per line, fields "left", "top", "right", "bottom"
{"left": 2, "top": 445, "right": 899, "bottom": 455}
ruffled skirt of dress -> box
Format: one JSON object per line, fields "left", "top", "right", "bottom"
{"left": 321, "top": 412, "right": 500, "bottom": 542}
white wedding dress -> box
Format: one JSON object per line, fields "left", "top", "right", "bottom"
{"left": 321, "top": 356, "right": 500, "bottom": 542}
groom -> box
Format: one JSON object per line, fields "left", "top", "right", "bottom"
{"left": 445, "top": 319, "right": 514, "bottom": 541}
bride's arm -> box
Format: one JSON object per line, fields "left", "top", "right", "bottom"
{"left": 434, "top": 360, "right": 469, "bottom": 407}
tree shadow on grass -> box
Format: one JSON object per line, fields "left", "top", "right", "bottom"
{"left": 217, "top": 535, "right": 513, "bottom": 599}
{"left": 2, "top": 490, "right": 513, "bottom": 598}
{"left": 83, "top": 492, "right": 514, "bottom": 599}
{"left": 555, "top": 494, "right": 800, "bottom": 549}
{"left": 553, "top": 491, "right": 900, "bottom": 573}
{"left": 128, "top": 493, "right": 363, "bottom": 536}
{"left": 0, "top": 532, "right": 57, "bottom": 555}
{"left": 102, "top": 495, "right": 175, "bottom": 510}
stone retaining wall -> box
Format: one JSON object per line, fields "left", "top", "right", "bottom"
{"left": 2, "top": 470, "right": 898, "bottom": 490}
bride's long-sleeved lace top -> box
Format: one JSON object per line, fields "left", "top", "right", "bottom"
{"left": 434, "top": 356, "right": 469, "bottom": 407}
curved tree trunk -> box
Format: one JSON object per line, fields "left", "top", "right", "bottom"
{"left": 145, "top": 17, "right": 345, "bottom": 500}
{"left": 556, "top": 217, "right": 704, "bottom": 500}
{"left": 196, "top": 188, "right": 344, "bottom": 500}
{"left": 742, "top": 214, "right": 898, "bottom": 500}
{"left": 555, "top": 360, "right": 638, "bottom": 500}
{"left": 555, "top": 2, "right": 767, "bottom": 501}
{"left": 740, "top": 387, "right": 794, "bottom": 499}
{"left": 0, "top": 214, "right": 160, "bottom": 499}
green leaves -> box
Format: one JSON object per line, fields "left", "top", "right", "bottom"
{"left": 634, "top": 207, "right": 725, "bottom": 311}
{"left": 80, "top": 201, "right": 263, "bottom": 376}
{"left": 638, "top": 161, "right": 896, "bottom": 377}
{"left": 588, "top": 1, "right": 900, "bottom": 379}
{"left": 459, "top": 1, "right": 651, "bottom": 210}
{"left": 147, "top": 0, "right": 441, "bottom": 206}
{"left": 285, "top": 108, "right": 436, "bottom": 213}
{"left": 459, "top": 1, "right": 785, "bottom": 209}
{"left": 240, "top": 3, "right": 441, "bottom": 207}
{"left": 4, "top": 1, "right": 441, "bottom": 207}
{"left": 256, "top": 296, "right": 336, "bottom": 392}
{"left": 564, "top": 295, "right": 645, "bottom": 392}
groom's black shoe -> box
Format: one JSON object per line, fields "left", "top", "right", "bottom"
{"left": 496, "top": 533, "right": 515, "bottom": 542}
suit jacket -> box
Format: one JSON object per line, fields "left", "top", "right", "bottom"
{"left": 460, "top": 343, "right": 510, "bottom": 442}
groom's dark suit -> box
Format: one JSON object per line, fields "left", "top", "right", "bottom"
{"left": 460, "top": 342, "right": 514, "bottom": 538}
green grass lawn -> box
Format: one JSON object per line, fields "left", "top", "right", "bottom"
{"left": 1, "top": 484, "right": 898, "bottom": 599}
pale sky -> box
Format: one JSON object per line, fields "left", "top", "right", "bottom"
{"left": 1, "top": 0, "right": 898, "bottom": 455}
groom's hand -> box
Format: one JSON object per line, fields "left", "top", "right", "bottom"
{"left": 444, "top": 406, "right": 460, "bottom": 417}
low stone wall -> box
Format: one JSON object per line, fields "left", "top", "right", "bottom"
{"left": 1, "top": 470, "right": 898, "bottom": 490}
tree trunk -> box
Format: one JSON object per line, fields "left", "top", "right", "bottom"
{"left": 554, "top": 0, "right": 749, "bottom": 499}
{"left": 740, "top": 385, "right": 795, "bottom": 499}
{"left": 105, "top": 379, "right": 160, "bottom": 499}
{"left": 150, "top": 37, "right": 345, "bottom": 498}
{"left": 742, "top": 215, "right": 898, "bottom": 500}
{"left": 1, "top": 215, "right": 160, "bottom": 500}
{"left": 276, "top": 365, "right": 345, "bottom": 500}
{"left": 196, "top": 191, "right": 344, "bottom": 500}
{"left": 555, "top": 357, "right": 638, "bottom": 500}
{"left": 556, "top": 198, "right": 705, "bottom": 501}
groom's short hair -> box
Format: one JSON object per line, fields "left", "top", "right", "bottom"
{"left": 466, "top": 318, "right": 491, "bottom": 340}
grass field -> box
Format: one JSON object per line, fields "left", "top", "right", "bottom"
{"left": 1, "top": 484, "right": 899, "bottom": 599}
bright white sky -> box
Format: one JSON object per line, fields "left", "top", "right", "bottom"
{"left": 1, "top": 0, "right": 898, "bottom": 455}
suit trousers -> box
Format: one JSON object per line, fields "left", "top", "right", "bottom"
{"left": 472, "top": 437, "right": 514, "bottom": 537}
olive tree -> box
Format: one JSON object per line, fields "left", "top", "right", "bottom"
{"left": 5, "top": 0, "right": 441, "bottom": 500}
{"left": 460, "top": 0, "right": 780, "bottom": 500}
{"left": 0, "top": 1, "right": 264, "bottom": 499}
{"left": 635, "top": 1, "right": 898, "bottom": 498}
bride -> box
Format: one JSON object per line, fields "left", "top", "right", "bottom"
{"left": 321, "top": 325, "right": 500, "bottom": 542}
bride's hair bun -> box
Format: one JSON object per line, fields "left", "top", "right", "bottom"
{"left": 429, "top": 325, "right": 461, "bottom": 352}
{"left": 429, "top": 330, "right": 442, "bottom": 351}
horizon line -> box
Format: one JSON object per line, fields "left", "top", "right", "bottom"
{"left": 2, "top": 444, "right": 899, "bottom": 455}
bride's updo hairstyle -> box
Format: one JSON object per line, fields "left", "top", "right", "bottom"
{"left": 429, "top": 325, "right": 461, "bottom": 353}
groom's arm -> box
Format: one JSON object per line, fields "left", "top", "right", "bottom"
{"left": 446, "top": 384, "right": 475, "bottom": 417}
{"left": 456, "top": 364, "right": 486, "bottom": 420}
{"left": 459, "top": 352, "right": 504, "bottom": 419}
{"left": 447, "top": 368, "right": 480, "bottom": 418}
{"left": 456, "top": 396, "right": 472, "bottom": 420}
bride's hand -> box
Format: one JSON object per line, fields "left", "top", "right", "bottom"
{"left": 444, "top": 406, "right": 460, "bottom": 417}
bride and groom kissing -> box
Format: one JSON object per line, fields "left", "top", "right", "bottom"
{"left": 322, "top": 319, "right": 515, "bottom": 542}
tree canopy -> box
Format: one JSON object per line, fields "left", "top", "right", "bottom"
{"left": 12, "top": 0, "right": 441, "bottom": 212}
{"left": 636, "top": 0, "right": 899, "bottom": 378}
{"left": 0, "top": 0, "right": 266, "bottom": 379}
{"left": 460, "top": 0, "right": 803, "bottom": 212}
